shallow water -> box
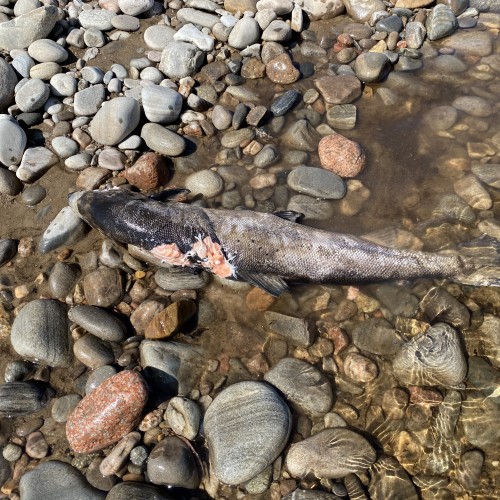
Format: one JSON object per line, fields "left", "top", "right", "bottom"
{"left": 1, "top": 13, "right": 500, "bottom": 500}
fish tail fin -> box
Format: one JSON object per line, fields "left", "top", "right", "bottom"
{"left": 454, "top": 235, "right": 500, "bottom": 287}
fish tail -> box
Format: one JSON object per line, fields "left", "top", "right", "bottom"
{"left": 454, "top": 235, "right": 500, "bottom": 287}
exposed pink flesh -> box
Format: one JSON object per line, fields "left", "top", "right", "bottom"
{"left": 193, "top": 237, "right": 234, "bottom": 278}
{"left": 150, "top": 243, "right": 189, "bottom": 266}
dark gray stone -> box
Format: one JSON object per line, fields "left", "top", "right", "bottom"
{"left": 426, "top": 4, "right": 458, "bottom": 41}
{"left": 48, "top": 261, "right": 80, "bottom": 298}
{"left": 106, "top": 482, "right": 172, "bottom": 500}
{"left": 0, "top": 238, "right": 17, "bottom": 265}
{"left": 68, "top": 305, "right": 127, "bottom": 342}
{"left": 375, "top": 15, "right": 403, "bottom": 32}
{"left": 270, "top": 89, "right": 301, "bottom": 116}
{"left": 21, "top": 185, "right": 46, "bottom": 205}
{"left": 0, "top": 381, "right": 52, "bottom": 417}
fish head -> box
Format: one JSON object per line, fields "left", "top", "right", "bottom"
{"left": 68, "top": 188, "right": 162, "bottom": 249}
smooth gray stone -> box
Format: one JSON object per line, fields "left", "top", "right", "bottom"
{"left": 143, "top": 24, "right": 176, "bottom": 50}
{"left": 105, "top": 482, "right": 171, "bottom": 500}
{"left": 15, "top": 78, "right": 49, "bottom": 112}
{"left": 286, "top": 428, "right": 376, "bottom": 479}
{"left": 426, "top": 4, "right": 458, "bottom": 40}
{"left": 16, "top": 146, "right": 58, "bottom": 183}
{"left": 69, "top": 305, "right": 127, "bottom": 342}
{"left": 452, "top": 95, "right": 492, "bottom": 117}
{"left": 14, "top": 0, "right": 42, "bottom": 17}
{"left": 287, "top": 194, "right": 334, "bottom": 221}
{"left": 3, "top": 360, "right": 34, "bottom": 383}
{"left": 159, "top": 41, "right": 204, "bottom": 80}
{"left": 89, "top": 96, "right": 141, "bottom": 146}
{"left": 85, "top": 365, "right": 117, "bottom": 394}
{"left": 20, "top": 461, "right": 105, "bottom": 500}
{"left": 228, "top": 17, "right": 261, "bottom": 49}
{"left": 79, "top": 9, "right": 116, "bottom": 31}
{"left": 0, "top": 238, "right": 17, "bottom": 266}
{"left": 0, "top": 168, "right": 23, "bottom": 196}
{"left": 173, "top": 23, "right": 215, "bottom": 51}
{"left": 74, "top": 84, "right": 106, "bottom": 116}
{"left": 11, "top": 299, "right": 71, "bottom": 367}
{"left": 176, "top": 7, "right": 220, "bottom": 28}
{"left": 0, "top": 57, "right": 17, "bottom": 111}
{"left": 81, "top": 66, "right": 105, "bottom": 84}
{"left": 185, "top": 170, "right": 224, "bottom": 197}
{"left": 139, "top": 340, "right": 204, "bottom": 400}
{"left": 262, "top": 20, "right": 291, "bottom": 41}
{"left": 111, "top": 14, "right": 141, "bottom": 31}
{"left": 270, "top": 89, "right": 301, "bottom": 116}
{"left": 52, "top": 136, "right": 79, "bottom": 159}
{"left": 0, "top": 381, "right": 52, "bottom": 417}
{"left": 287, "top": 166, "right": 346, "bottom": 199}
{"left": 212, "top": 104, "right": 233, "bottom": 130}
{"left": 350, "top": 317, "right": 403, "bottom": 356}
{"left": 11, "top": 53, "right": 35, "bottom": 79}
{"left": 431, "top": 54, "right": 467, "bottom": 73}
{"left": 343, "top": 0, "right": 385, "bottom": 22}
{"left": 281, "top": 119, "right": 319, "bottom": 152}
{"left": 48, "top": 261, "right": 80, "bottom": 298}
{"left": 424, "top": 105, "right": 458, "bottom": 131}
{"left": 326, "top": 104, "right": 357, "bottom": 130}
{"left": 204, "top": 381, "right": 291, "bottom": 485}
{"left": 73, "top": 333, "right": 115, "bottom": 368}
{"left": 38, "top": 206, "right": 88, "bottom": 253}
{"left": 264, "top": 358, "right": 333, "bottom": 416}
{"left": 264, "top": 311, "right": 315, "bottom": 346}
{"left": 51, "top": 394, "right": 82, "bottom": 423}
{"left": 21, "top": 185, "right": 46, "bottom": 205}
{"left": 354, "top": 52, "right": 390, "bottom": 82}
{"left": 472, "top": 163, "right": 500, "bottom": 188}
{"left": 374, "top": 283, "right": 419, "bottom": 317}
{"left": 405, "top": 21, "right": 426, "bottom": 49}
{"left": 155, "top": 267, "right": 209, "bottom": 291}
{"left": 50, "top": 72, "right": 77, "bottom": 97}
{"left": 375, "top": 14, "right": 403, "bottom": 32}
{"left": 147, "top": 437, "right": 200, "bottom": 488}
{"left": 0, "top": 6, "right": 59, "bottom": 51}
{"left": 28, "top": 38, "right": 68, "bottom": 63}
{"left": 165, "top": 397, "right": 200, "bottom": 440}
{"left": 394, "top": 55, "right": 422, "bottom": 72}
{"left": 254, "top": 144, "right": 279, "bottom": 168}
{"left": 141, "top": 123, "right": 186, "bottom": 156}
{"left": 441, "top": 30, "right": 492, "bottom": 56}
{"left": 142, "top": 85, "right": 183, "bottom": 123}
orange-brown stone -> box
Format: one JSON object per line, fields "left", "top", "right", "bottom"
{"left": 120, "top": 152, "right": 170, "bottom": 191}
{"left": 318, "top": 132, "right": 366, "bottom": 178}
{"left": 145, "top": 299, "right": 197, "bottom": 339}
{"left": 266, "top": 54, "right": 300, "bottom": 84}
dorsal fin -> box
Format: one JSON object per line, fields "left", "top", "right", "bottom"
{"left": 273, "top": 210, "right": 304, "bottom": 223}
{"left": 150, "top": 189, "right": 191, "bottom": 202}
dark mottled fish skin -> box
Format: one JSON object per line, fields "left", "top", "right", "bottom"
{"left": 69, "top": 189, "right": 496, "bottom": 292}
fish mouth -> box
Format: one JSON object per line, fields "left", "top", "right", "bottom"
{"left": 68, "top": 190, "right": 86, "bottom": 217}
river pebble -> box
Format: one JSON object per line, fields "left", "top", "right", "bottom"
{"left": 343, "top": 352, "right": 379, "bottom": 382}
{"left": 266, "top": 53, "right": 300, "bottom": 84}
{"left": 426, "top": 4, "right": 458, "bottom": 40}
{"left": 318, "top": 133, "right": 366, "bottom": 178}
{"left": 185, "top": 169, "right": 224, "bottom": 198}
{"left": 145, "top": 299, "right": 197, "bottom": 339}
{"left": 159, "top": 41, "right": 204, "bottom": 80}
{"left": 69, "top": 305, "right": 127, "bottom": 342}
{"left": 83, "top": 268, "right": 123, "bottom": 307}
{"left": 48, "top": 261, "right": 80, "bottom": 298}
{"left": 393, "top": 322, "right": 467, "bottom": 386}
{"left": 314, "top": 75, "right": 362, "bottom": 105}
{"left": 0, "top": 58, "right": 17, "bottom": 111}
{"left": 85, "top": 365, "right": 117, "bottom": 394}
{"left": 147, "top": 436, "right": 200, "bottom": 488}
{"left": 15, "top": 78, "right": 49, "bottom": 112}
{"left": 0, "top": 381, "right": 51, "bottom": 417}
{"left": 0, "top": 116, "right": 26, "bottom": 166}
{"left": 74, "top": 334, "right": 115, "bottom": 369}
{"left": 165, "top": 396, "right": 201, "bottom": 440}
{"left": 286, "top": 427, "right": 376, "bottom": 478}
{"left": 0, "top": 239, "right": 17, "bottom": 266}
{"left": 264, "top": 358, "right": 333, "bottom": 416}
{"left": 155, "top": 267, "right": 209, "bottom": 291}
{"left": 19, "top": 461, "right": 105, "bottom": 500}
{"left": 106, "top": 482, "right": 170, "bottom": 499}
{"left": 74, "top": 85, "right": 106, "bottom": 116}
{"left": 52, "top": 394, "right": 82, "bottom": 423}
{"left": 204, "top": 381, "right": 291, "bottom": 484}
{"left": 141, "top": 123, "right": 186, "bottom": 156}
{"left": 66, "top": 370, "right": 148, "bottom": 453}
{"left": 89, "top": 96, "right": 141, "bottom": 146}
{"left": 100, "top": 431, "right": 141, "bottom": 476}
{"left": 452, "top": 95, "right": 492, "bottom": 117}
{"left": 11, "top": 299, "right": 71, "bottom": 367}
{"left": 0, "top": 6, "right": 59, "bottom": 51}
{"left": 38, "top": 205, "right": 87, "bottom": 252}
{"left": 354, "top": 52, "right": 391, "bottom": 82}
{"left": 142, "top": 85, "right": 183, "bottom": 124}
{"left": 287, "top": 166, "right": 346, "bottom": 199}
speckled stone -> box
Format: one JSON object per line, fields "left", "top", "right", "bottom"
{"left": 318, "top": 132, "right": 366, "bottom": 178}
{"left": 266, "top": 53, "right": 300, "bottom": 84}
{"left": 66, "top": 370, "right": 148, "bottom": 453}
{"left": 83, "top": 268, "right": 123, "bottom": 307}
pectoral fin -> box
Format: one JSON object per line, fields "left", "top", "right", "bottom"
{"left": 237, "top": 270, "right": 289, "bottom": 296}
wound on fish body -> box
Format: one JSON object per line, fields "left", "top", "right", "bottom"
{"left": 69, "top": 188, "right": 500, "bottom": 297}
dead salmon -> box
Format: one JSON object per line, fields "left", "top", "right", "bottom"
{"left": 69, "top": 188, "right": 500, "bottom": 296}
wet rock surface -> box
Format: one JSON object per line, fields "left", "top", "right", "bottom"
{"left": 0, "top": 0, "right": 499, "bottom": 496}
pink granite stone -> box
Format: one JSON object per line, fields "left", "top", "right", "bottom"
{"left": 66, "top": 370, "right": 148, "bottom": 453}
{"left": 318, "top": 132, "right": 366, "bottom": 178}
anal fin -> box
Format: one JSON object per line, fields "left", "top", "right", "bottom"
{"left": 150, "top": 189, "right": 190, "bottom": 202}
{"left": 237, "top": 270, "right": 289, "bottom": 296}
{"left": 273, "top": 210, "right": 304, "bottom": 223}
